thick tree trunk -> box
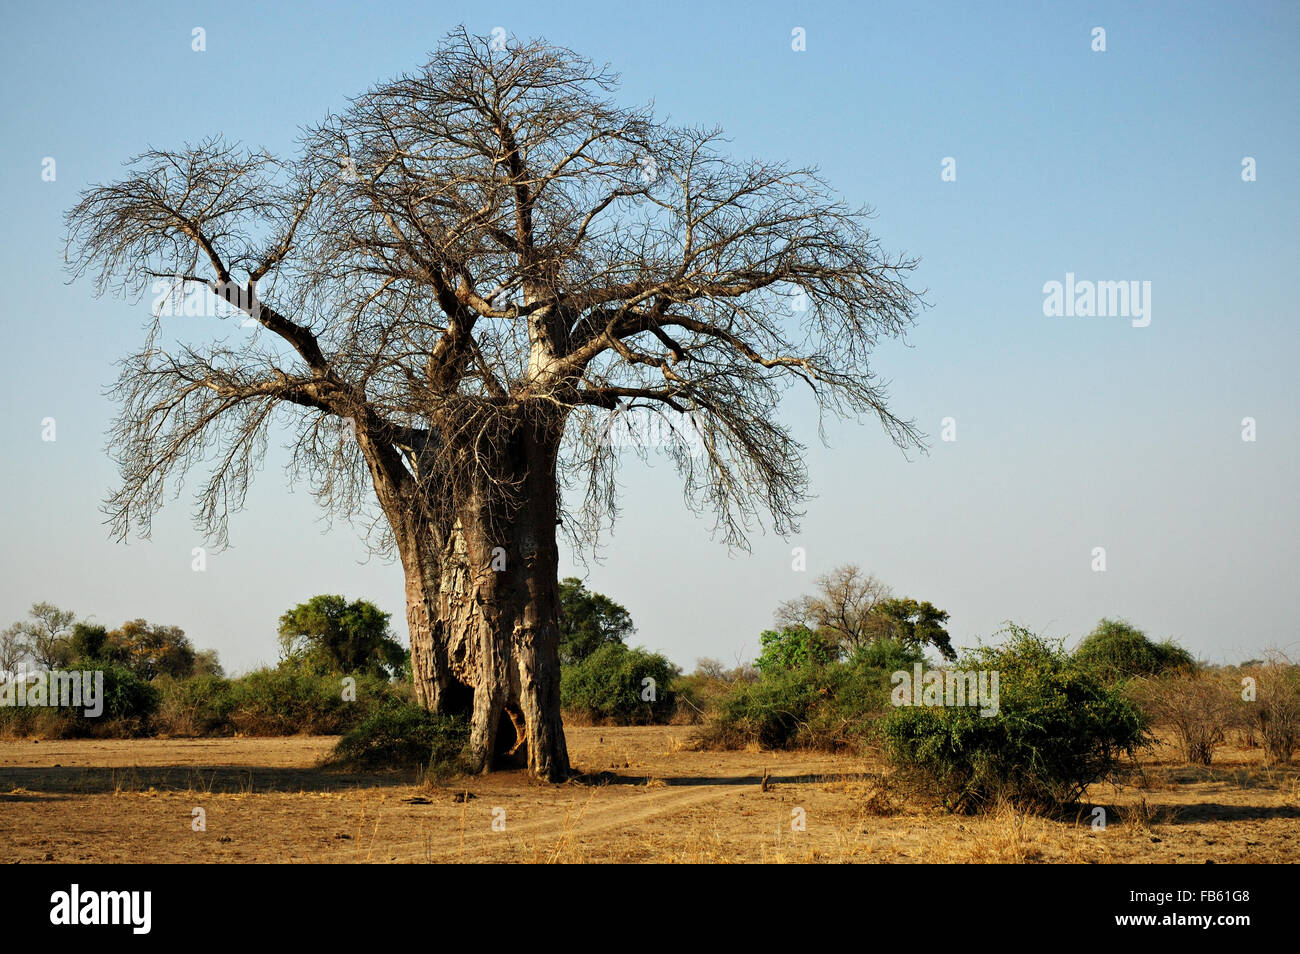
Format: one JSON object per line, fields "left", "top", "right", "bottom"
{"left": 364, "top": 405, "right": 571, "bottom": 780}
{"left": 435, "top": 412, "right": 571, "bottom": 780}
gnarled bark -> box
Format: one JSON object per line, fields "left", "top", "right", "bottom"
{"left": 375, "top": 406, "right": 570, "bottom": 779}
{"left": 431, "top": 408, "right": 570, "bottom": 780}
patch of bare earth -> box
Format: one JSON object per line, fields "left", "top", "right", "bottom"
{"left": 0, "top": 728, "right": 1295, "bottom": 863}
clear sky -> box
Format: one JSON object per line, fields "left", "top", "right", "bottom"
{"left": 1, "top": 0, "right": 1296, "bottom": 674}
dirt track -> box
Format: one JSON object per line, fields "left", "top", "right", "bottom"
{"left": 1, "top": 727, "right": 1296, "bottom": 863}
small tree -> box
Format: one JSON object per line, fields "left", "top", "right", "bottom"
{"left": 0, "top": 625, "right": 28, "bottom": 677}
{"left": 558, "top": 578, "right": 634, "bottom": 666}
{"left": 775, "top": 565, "right": 891, "bottom": 654}
{"left": 775, "top": 568, "right": 954, "bottom": 660}
{"left": 755, "top": 626, "right": 840, "bottom": 675}
{"left": 106, "top": 620, "right": 197, "bottom": 680}
{"left": 68, "top": 623, "right": 109, "bottom": 664}
{"left": 278, "top": 595, "right": 405, "bottom": 678}
{"left": 192, "top": 648, "right": 225, "bottom": 678}
{"left": 5, "top": 603, "right": 76, "bottom": 670}
{"left": 693, "top": 657, "right": 729, "bottom": 681}
{"left": 864, "top": 598, "right": 956, "bottom": 661}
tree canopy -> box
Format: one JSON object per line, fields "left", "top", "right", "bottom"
{"left": 774, "top": 566, "right": 955, "bottom": 661}
{"left": 557, "top": 577, "right": 635, "bottom": 665}
{"left": 278, "top": 595, "right": 406, "bottom": 677}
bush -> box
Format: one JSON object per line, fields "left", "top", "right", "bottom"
{"left": 850, "top": 638, "right": 926, "bottom": 672}
{"left": 881, "top": 627, "right": 1148, "bottom": 814}
{"left": 672, "top": 659, "right": 760, "bottom": 725}
{"left": 1073, "top": 619, "right": 1195, "bottom": 683}
{"left": 703, "top": 665, "right": 821, "bottom": 749}
{"left": 700, "top": 657, "right": 899, "bottom": 751}
{"left": 1128, "top": 669, "right": 1244, "bottom": 765}
{"left": 331, "top": 701, "right": 469, "bottom": 775}
{"left": 154, "top": 674, "right": 236, "bottom": 736}
{"left": 0, "top": 663, "right": 158, "bottom": 738}
{"left": 1248, "top": 656, "right": 1300, "bottom": 764}
{"left": 91, "top": 663, "right": 161, "bottom": 728}
{"left": 0, "top": 664, "right": 408, "bottom": 739}
{"left": 561, "top": 643, "right": 678, "bottom": 724}
{"left": 755, "top": 626, "right": 839, "bottom": 675}
{"left": 224, "top": 667, "right": 395, "bottom": 735}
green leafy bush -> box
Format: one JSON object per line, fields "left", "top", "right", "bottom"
{"left": 0, "top": 663, "right": 158, "bottom": 738}
{"left": 154, "top": 674, "right": 236, "bottom": 736}
{"left": 755, "top": 626, "right": 840, "bottom": 675}
{"left": 225, "top": 667, "right": 392, "bottom": 735}
{"left": 849, "top": 638, "right": 926, "bottom": 672}
{"left": 881, "top": 627, "right": 1148, "bottom": 813}
{"left": 331, "top": 701, "right": 469, "bottom": 775}
{"left": 1073, "top": 619, "right": 1195, "bottom": 683}
{"left": 701, "top": 658, "right": 899, "bottom": 750}
{"left": 561, "top": 643, "right": 678, "bottom": 724}
{"left": 92, "top": 663, "right": 161, "bottom": 727}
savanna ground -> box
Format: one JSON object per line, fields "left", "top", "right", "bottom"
{"left": 1, "top": 727, "right": 1296, "bottom": 863}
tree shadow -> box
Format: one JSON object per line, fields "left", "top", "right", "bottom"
{"left": 567, "top": 769, "right": 878, "bottom": 787}
{"left": 1163, "top": 802, "right": 1300, "bottom": 824}
{"left": 0, "top": 763, "right": 419, "bottom": 796}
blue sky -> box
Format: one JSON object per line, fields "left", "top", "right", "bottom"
{"left": 1, "top": 0, "right": 1297, "bottom": 673}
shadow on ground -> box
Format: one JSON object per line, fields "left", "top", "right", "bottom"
{"left": 0, "top": 764, "right": 416, "bottom": 796}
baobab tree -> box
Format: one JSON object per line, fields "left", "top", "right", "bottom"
{"left": 65, "top": 28, "right": 924, "bottom": 779}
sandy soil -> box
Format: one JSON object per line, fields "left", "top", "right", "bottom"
{"left": 1, "top": 728, "right": 1296, "bottom": 863}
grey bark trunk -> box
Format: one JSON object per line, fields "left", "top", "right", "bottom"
{"left": 383, "top": 410, "right": 571, "bottom": 780}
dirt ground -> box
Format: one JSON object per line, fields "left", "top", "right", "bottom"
{"left": 1, "top": 727, "right": 1296, "bottom": 863}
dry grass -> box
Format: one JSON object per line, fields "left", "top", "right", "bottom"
{"left": 0, "top": 727, "right": 1295, "bottom": 863}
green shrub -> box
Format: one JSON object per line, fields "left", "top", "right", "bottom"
{"left": 850, "top": 638, "right": 926, "bottom": 672}
{"left": 561, "top": 643, "right": 678, "bottom": 724}
{"left": 1073, "top": 619, "right": 1195, "bottom": 683}
{"left": 704, "top": 665, "right": 819, "bottom": 748}
{"left": 155, "top": 674, "right": 236, "bottom": 736}
{"left": 91, "top": 663, "right": 161, "bottom": 728}
{"left": 701, "top": 657, "right": 899, "bottom": 750}
{"left": 755, "top": 627, "right": 840, "bottom": 675}
{"left": 331, "top": 701, "right": 469, "bottom": 775}
{"left": 0, "top": 664, "right": 411, "bottom": 739}
{"left": 0, "top": 663, "right": 158, "bottom": 738}
{"left": 881, "top": 626, "right": 1149, "bottom": 814}
{"left": 225, "top": 667, "right": 395, "bottom": 735}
